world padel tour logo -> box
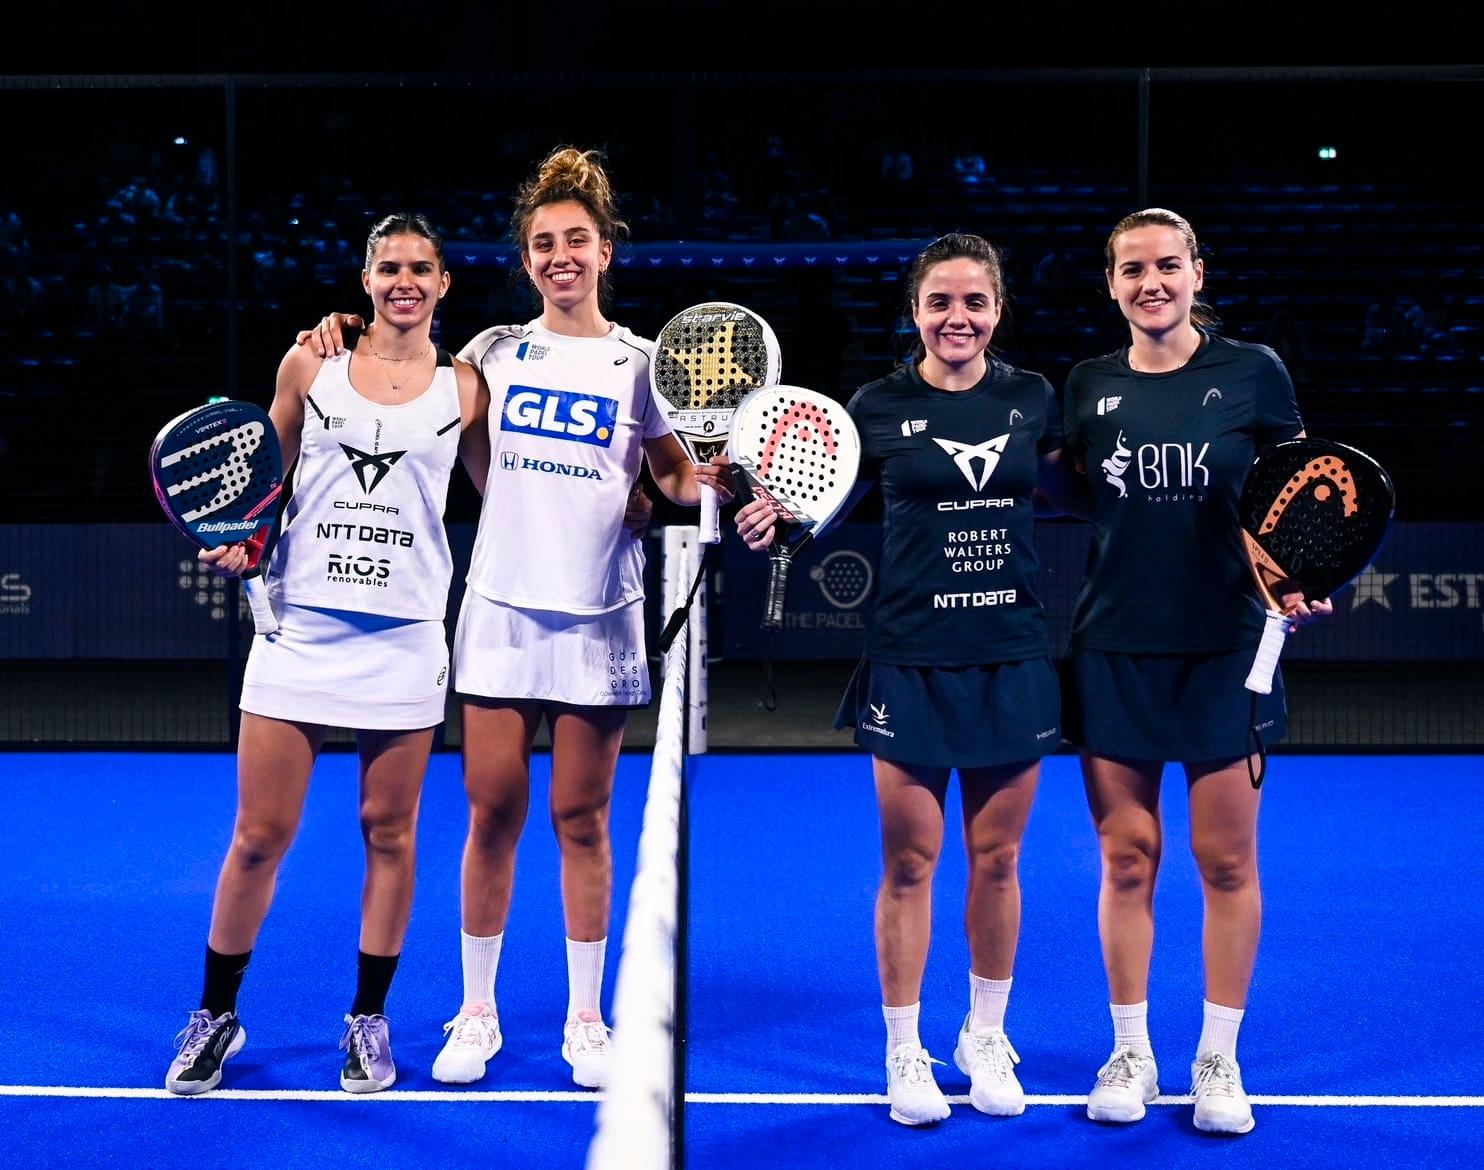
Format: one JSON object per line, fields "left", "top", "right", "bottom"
{"left": 501, "top": 386, "right": 619, "bottom": 448}
{"left": 340, "top": 445, "right": 407, "bottom": 493}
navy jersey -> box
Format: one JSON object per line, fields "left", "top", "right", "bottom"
{"left": 849, "top": 360, "right": 1063, "bottom": 666}
{"left": 1063, "top": 332, "right": 1303, "bottom": 653}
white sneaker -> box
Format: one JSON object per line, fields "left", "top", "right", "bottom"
{"left": 952, "top": 1017, "right": 1025, "bottom": 1116}
{"left": 562, "top": 1010, "right": 611, "bottom": 1089}
{"left": 1191, "top": 1052, "right": 1255, "bottom": 1134}
{"left": 1086, "top": 1046, "right": 1159, "bottom": 1123}
{"left": 431, "top": 1003, "right": 502, "bottom": 1084}
{"left": 885, "top": 1042, "right": 951, "bottom": 1126}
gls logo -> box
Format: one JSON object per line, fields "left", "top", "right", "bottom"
{"left": 501, "top": 386, "right": 619, "bottom": 448}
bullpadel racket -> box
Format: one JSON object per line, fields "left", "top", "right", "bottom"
{"left": 728, "top": 385, "right": 861, "bottom": 631}
{"left": 1240, "top": 437, "right": 1395, "bottom": 694}
{"left": 651, "top": 302, "right": 781, "bottom": 543}
{"left": 150, "top": 400, "right": 284, "bottom": 636}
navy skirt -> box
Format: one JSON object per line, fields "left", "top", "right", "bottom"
{"left": 1061, "top": 646, "right": 1288, "bottom": 763}
{"left": 834, "top": 656, "right": 1062, "bottom": 769}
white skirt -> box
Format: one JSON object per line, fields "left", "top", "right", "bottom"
{"left": 453, "top": 589, "right": 651, "bottom": 707}
{"left": 240, "top": 602, "right": 450, "bottom": 729}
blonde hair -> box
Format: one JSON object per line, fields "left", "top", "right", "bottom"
{"left": 1105, "top": 207, "right": 1216, "bottom": 328}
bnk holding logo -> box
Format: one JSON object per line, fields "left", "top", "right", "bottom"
{"left": 501, "top": 386, "right": 619, "bottom": 447}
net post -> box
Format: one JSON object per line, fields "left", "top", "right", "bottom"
{"left": 683, "top": 528, "right": 707, "bottom": 755}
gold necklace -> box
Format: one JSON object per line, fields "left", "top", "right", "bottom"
{"left": 365, "top": 338, "right": 431, "bottom": 391}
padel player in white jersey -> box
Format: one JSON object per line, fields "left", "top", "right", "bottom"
{"left": 1063, "top": 209, "right": 1330, "bottom": 1136}
{"left": 299, "top": 146, "right": 730, "bottom": 1089}
{"left": 167, "top": 213, "right": 490, "bottom": 1097}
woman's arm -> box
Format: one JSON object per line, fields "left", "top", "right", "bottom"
{"left": 455, "top": 360, "right": 491, "bottom": 496}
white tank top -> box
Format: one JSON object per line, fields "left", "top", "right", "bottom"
{"left": 266, "top": 349, "right": 462, "bottom": 620}
{"left": 459, "top": 320, "right": 673, "bottom": 615}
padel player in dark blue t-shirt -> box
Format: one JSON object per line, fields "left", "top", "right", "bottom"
{"left": 1062, "top": 208, "right": 1330, "bottom": 1138}
{"left": 735, "top": 233, "right": 1083, "bottom": 1129}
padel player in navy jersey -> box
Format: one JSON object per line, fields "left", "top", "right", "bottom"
{"left": 1063, "top": 208, "right": 1331, "bottom": 1136}
{"left": 736, "top": 233, "right": 1084, "bottom": 1127}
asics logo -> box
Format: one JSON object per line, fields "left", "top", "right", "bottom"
{"left": 933, "top": 433, "right": 1009, "bottom": 491}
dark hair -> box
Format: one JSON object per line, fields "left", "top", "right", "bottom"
{"left": 363, "top": 212, "right": 445, "bottom": 273}
{"left": 511, "top": 146, "right": 629, "bottom": 310}
{"left": 901, "top": 232, "right": 1007, "bottom": 366}
{"left": 1104, "top": 207, "right": 1216, "bottom": 329}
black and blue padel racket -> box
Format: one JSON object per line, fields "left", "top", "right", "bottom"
{"left": 150, "top": 400, "right": 284, "bottom": 635}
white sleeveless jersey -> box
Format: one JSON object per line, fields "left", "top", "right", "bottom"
{"left": 460, "top": 320, "right": 673, "bottom": 615}
{"left": 265, "top": 349, "right": 463, "bottom": 620}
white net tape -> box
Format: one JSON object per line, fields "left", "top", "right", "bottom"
{"left": 586, "top": 527, "right": 697, "bottom": 1170}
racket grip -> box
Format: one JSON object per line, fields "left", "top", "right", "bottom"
{"left": 762, "top": 546, "right": 793, "bottom": 631}
{"left": 1244, "top": 609, "right": 1293, "bottom": 694}
{"left": 242, "top": 572, "right": 280, "bottom": 636}
{"left": 699, "top": 482, "right": 721, "bottom": 545}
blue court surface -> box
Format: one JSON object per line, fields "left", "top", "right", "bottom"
{"left": 0, "top": 751, "right": 1481, "bottom": 1169}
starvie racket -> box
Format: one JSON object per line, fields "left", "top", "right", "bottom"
{"left": 1240, "top": 437, "right": 1394, "bottom": 694}
{"left": 150, "top": 400, "right": 284, "bottom": 635}
{"left": 651, "top": 301, "right": 781, "bottom": 543}
{"left": 729, "top": 385, "right": 862, "bottom": 631}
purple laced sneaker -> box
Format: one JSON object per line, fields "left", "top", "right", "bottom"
{"left": 339, "top": 1013, "right": 396, "bottom": 1093}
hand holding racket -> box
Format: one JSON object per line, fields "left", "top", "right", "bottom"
{"left": 151, "top": 400, "right": 285, "bottom": 635}
{"left": 1239, "top": 437, "right": 1394, "bottom": 694}
{"left": 728, "top": 385, "right": 862, "bottom": 631}
{"left": 651, "top": 302, "right": 781, "bottom": 543}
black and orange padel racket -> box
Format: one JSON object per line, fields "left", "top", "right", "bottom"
{"left": 1239, "top": 438, "right": 1394, "bottom": 695}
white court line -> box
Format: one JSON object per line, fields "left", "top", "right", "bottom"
{"left": 2, "top": 1085, "right": 1483, "bottom": 1107}
{"left": 690, "top": 1093, "right": 1484, "bottom": 1108}
{"left": 0, "top": 1085, "right": 596, "bottom": 1102}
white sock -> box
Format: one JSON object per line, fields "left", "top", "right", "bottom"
{"left": 1111, "top": 1001, "right": 1153, "bottom": 1058}
{"left": 461, "top": 931, "right": 504, "bottom": 1009}
{"left": 968, "top": 973, "right": 1012, "bottom": 1034}
{"left": 1197, "top": 1000, "right": 1244, "bottom": 1062}
{"left": 883, "top": 1002, "right": 921, "bottom": 1056}
{"left": 566, "top": 938, "right": 606, "bottom": 1020}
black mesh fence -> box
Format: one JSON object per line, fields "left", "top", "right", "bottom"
{"left": 2, "top": 69, "right": 1479, "bottom": 748}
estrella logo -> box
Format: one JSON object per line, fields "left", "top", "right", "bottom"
{"left": 500, "top": 385, "right": 619, "bottom": 447}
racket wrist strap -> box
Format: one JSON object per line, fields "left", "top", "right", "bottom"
{"left": 657, "top": 545, "right": 709, "bottom": 654}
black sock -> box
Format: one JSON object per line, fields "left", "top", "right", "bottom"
{"left": 351, "top": 951, "right": 401, "bottom": 1017}
{"left": 201, "top": 946, "right": 252, "bottom": 1018}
